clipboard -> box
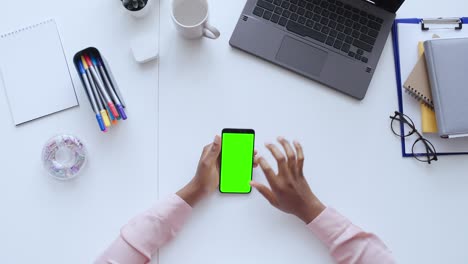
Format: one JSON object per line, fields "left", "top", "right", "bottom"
{"left": 392, "top": 17, "right": 468, "bottom": 158}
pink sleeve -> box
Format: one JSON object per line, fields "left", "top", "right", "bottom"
{"left": 307, "top": 208, "right": 395, "bottom": 264}
{"left": 95, "top": 194, "right": 192, "bottom": 264}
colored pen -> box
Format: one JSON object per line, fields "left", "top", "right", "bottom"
{"left": 93, "top": 60, "right": 121, "bottom": 121}
{"left": 78, "top": 60, "right": 106, "bottom": 132}
{"left": 96, "top": 57, "right": 128, "bottom": 120}
{"left": 102, "top": 94, "right": 118, "bottom": 125}
{"left": 91, "top": 76, "right": 112, "bottom": 128}
{"left": 96, "top": 83, "right": 117, "bottom": 126}
{"left": 82, "top": 56, "right": 110, "bottom": 130}
{"left": 108, "top": 107, "right": 118, "bottom": 125}
{"left": 84, "top": 55, "right": 120, "bottom": 119}
{"left": 95, "top": 83, "right": 113, "bottom": 128}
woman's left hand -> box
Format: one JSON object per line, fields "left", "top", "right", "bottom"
{"left": 177, "top": 135, "right": 257, "bottom": 206}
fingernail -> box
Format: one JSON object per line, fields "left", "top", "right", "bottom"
{"left": 213, "top": 135, "right": 220, "bottom": 144}
{"left": 265, "top": 142, "right": 272, "bottom": 147}
{"left": 277, "top": 136, "right": 284, "bottom": 141}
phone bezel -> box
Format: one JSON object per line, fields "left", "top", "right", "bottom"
{"left": 219, "top": 128, "right": 255, "bottom": 194}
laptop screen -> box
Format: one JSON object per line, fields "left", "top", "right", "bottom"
{"left": 371, "top": 0, "right": 405, "bottom": 13}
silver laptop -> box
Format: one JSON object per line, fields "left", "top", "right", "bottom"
{"left": 230, "top": 0, "right": 405, "bottom": 100}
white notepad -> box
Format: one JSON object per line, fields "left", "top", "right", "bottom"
{"left": 0, "top": 19, "right": 78, "bottom": 125}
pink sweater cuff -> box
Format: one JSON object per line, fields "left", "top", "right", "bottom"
{"left": 307, "top": 207, "right": 394, "bottom": 264}
{"left": 95, "top": 237, "right": 148, "bottom": 264}
{"left": 307, "top": 207, "right": 354, "bottom": 248}
{"left": 120, "top": 194, "right": 192, "bottom": 259}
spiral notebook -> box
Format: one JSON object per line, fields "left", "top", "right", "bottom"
{"left": 0, "top": 19, "right": 78, "bottom": 125}
{"left": 403, "top": 54, "right": 434, "bottom": 108}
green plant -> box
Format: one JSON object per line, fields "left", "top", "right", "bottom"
{"left": 121, "top": 0, "right": 148, "bottom": 11}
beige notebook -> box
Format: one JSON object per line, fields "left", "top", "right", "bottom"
{"left": 403, "top": 55, "right": 434, "bottom": 108}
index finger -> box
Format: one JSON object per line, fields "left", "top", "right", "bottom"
{"left": 253, "top": 149, "right": 259, "bottom": 168}
{"left": 256, "top": 156, "right": 278, "bottom": 189}
{"left": 293, "top": 141, "right": 305, "bottom": 172}
{"left": 200, "top": 143, "right": 212, "bottom": 159}
{"left": 265, "top": 143, "right": 288, "bottom": 173}
{"left": 278, "top": 137, "right": 296, "bottom": 171}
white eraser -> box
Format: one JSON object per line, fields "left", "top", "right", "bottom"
{"left": 131, "top": 33, "right": 159, "bottom": 63}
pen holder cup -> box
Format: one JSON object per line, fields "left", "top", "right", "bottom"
{"left": 73, "top": 47, "right": 128, "bottom": 133}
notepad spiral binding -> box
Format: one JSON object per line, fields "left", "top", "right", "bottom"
{"left": 0, "top": 19, "right": 54, "bottom": 39}
{"left": 404, "top": 85, "right": 434, "bottom": 109}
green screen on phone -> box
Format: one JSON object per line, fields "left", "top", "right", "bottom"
{"left": 220, "top": 129, "right": 255, "bottom": 193}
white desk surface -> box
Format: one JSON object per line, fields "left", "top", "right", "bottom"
{"left": 1, "top": 0, "right": 468, "bottom": 263}
{"left": 0, "top": 0, "right": 160, "bottom": 263}
{"left": 158, "top": 1, "right": 468, "bottom": 264}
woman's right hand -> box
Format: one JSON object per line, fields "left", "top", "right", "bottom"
{"left": 251, "top": 137, "right": 325, "bottom": 224}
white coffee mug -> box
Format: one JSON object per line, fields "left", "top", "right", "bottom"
{"left": 171, "top": 0, "right": 220, "bottom": 40}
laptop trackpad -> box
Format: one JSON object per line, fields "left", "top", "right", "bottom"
{"left": 276, "top": 36, "right": 327, "bottom": 77}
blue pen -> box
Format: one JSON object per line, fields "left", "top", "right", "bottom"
{"left": 94, "top": 57, "right": 128, "bottom": 120}
{"left": 80, "top": 58, "right": 106, "bottom": 132}
{"left": 106, "top": 105, "right": 117, "bottom": 123}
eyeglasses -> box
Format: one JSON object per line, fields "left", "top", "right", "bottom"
{"left": 389, "top": 111, "right": 438, "bottom": 164}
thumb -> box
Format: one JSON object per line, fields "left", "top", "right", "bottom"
{"left": 206, "top": 135, "right": 221, "bottom": 160}
{"left": 251, "top": 181, "right": 278, "bottom": 207}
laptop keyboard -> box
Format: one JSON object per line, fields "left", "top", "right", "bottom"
{"left": 253, "top": 0, "right": 385, "bottom": 64}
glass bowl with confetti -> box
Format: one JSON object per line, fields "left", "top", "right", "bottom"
{"left": 42, "top": 135, "right": 87, "bottom": 181}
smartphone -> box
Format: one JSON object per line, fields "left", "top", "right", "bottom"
{"left": 219, "top": 128, "right": 255, "bottom": 194}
